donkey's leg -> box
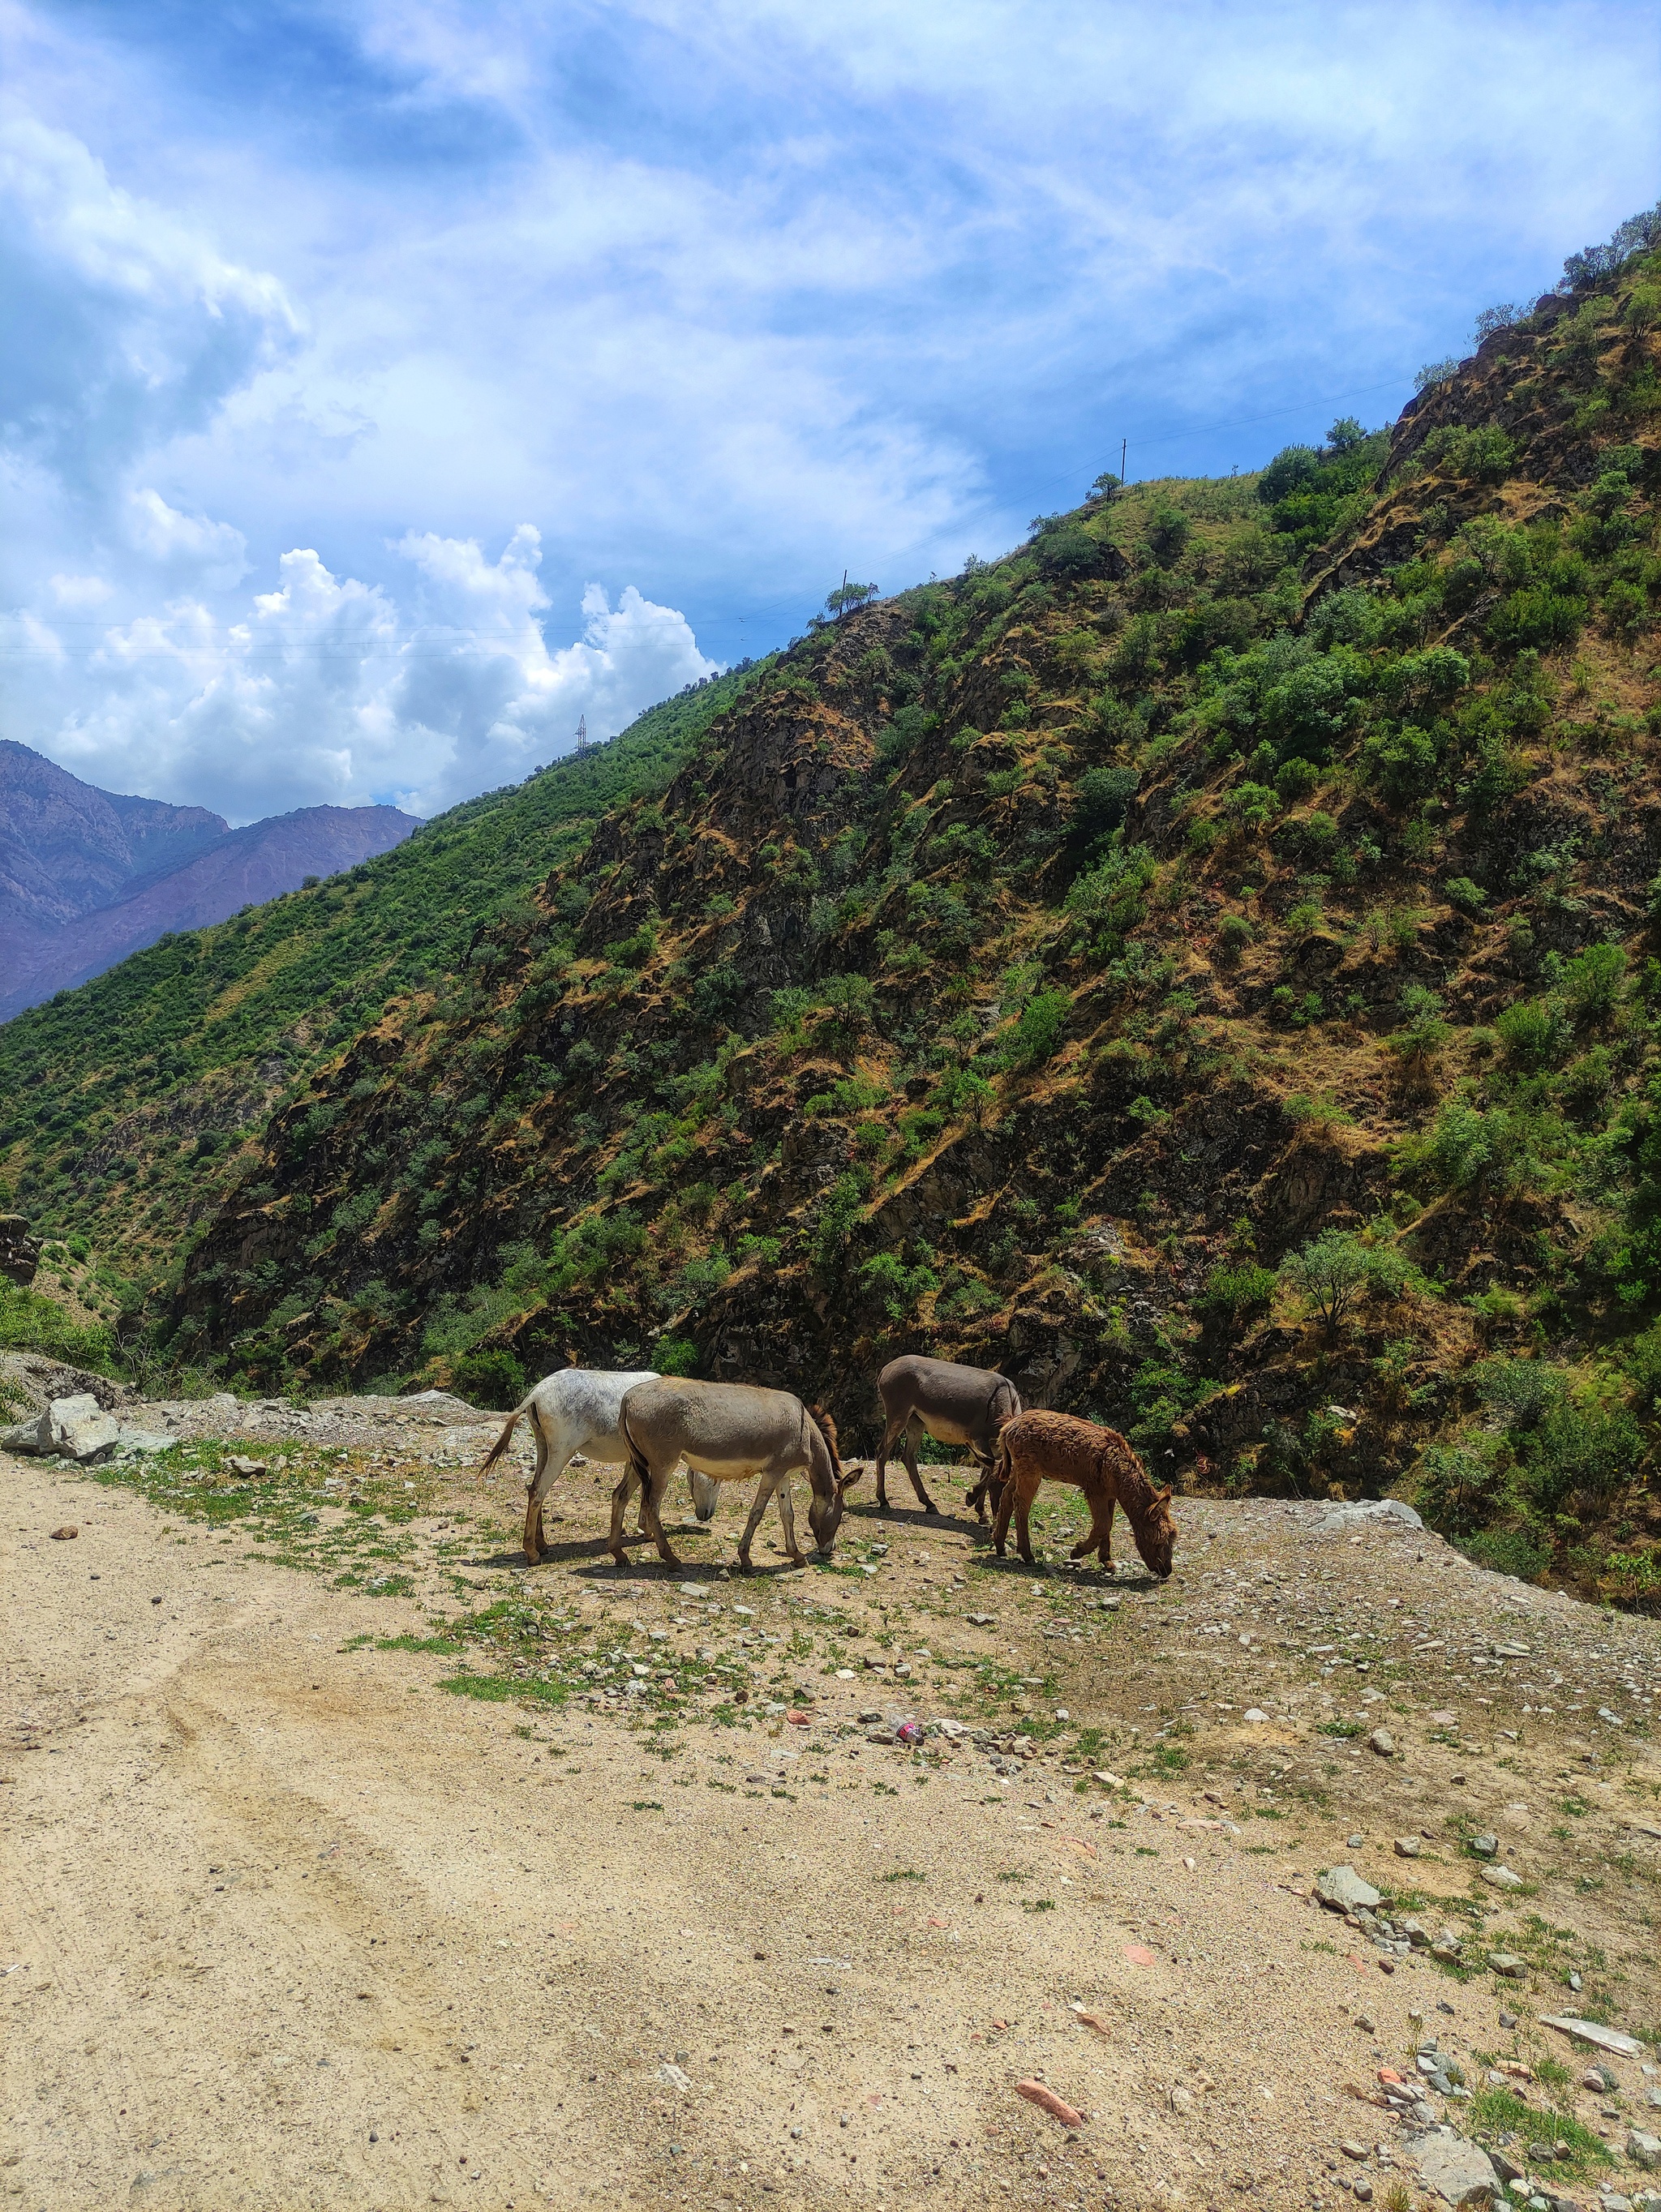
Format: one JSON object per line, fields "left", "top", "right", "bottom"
{"left": 736, "top": 1474, "right": 778, "bottom": 1571}
{"left": 1098, "top": 1493, "right": 1118, "bottom": 1572}
{"left": 980, "top": 1437, "right": 1006, "bottom": 1526}
{"left": 902, "top": 1421, "right": 939, "bottom": 1516}
{"left": 522, "top": 1407, "right": 553, "bottom": 1564}
{"left": 965, "top": 1446, "right": 995, "bottom": 1522}
{"left": 990, "top": 1469, "right": 1017, "bottom": 1558}
{"left": 873, "top": 1410, "right": 908, "bottom": 1513}
{"left": 775, "top": 1476, "right": 808, "bottom": 1570}
{"left": 528, "top": 1446, "right": 575, "bottom": 1564}
{"left": 608, "top": 1463, "right": 643, "bottom": 1564}
{"left": 633, "top": 1458, "right": 683, "bottom": 1568}
{"left": 1015, "top": 1478, "right": 1037, "bottom": 1567}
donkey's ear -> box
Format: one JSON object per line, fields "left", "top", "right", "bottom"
{"left": 1156, "top": 1485, "right": 1173, "bottom": 1504}
{"left": 838, "top": 1464, "right": 865, "bottom": 1494}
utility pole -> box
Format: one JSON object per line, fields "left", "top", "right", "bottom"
{"left": 1121, "top": 437, "right": 1127, "bottom": 484}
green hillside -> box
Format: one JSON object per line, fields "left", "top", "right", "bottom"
{"left": 0, "top": 663, "right": 763, "bottom": 1327}
{"left": 9, "top": 208, "right": 1661, "bottom": 1605}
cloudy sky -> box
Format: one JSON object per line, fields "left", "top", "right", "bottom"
{"left": 2, "top": 1, "right": 1655, "bottom": 823}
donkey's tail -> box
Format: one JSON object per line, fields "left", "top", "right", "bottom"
{"left": 990, "top": 1422, "right": 1014, "bottom": 1494}
{"left": 478, "top": 1391, "right": 537, "bottom": 1478}
{"left": 618, "top": 1398, "right": 650, "bottom": 1483}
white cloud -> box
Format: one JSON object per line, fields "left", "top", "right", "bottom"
{"left": 1, "top": 0, "right": 1656, "bottom": 818}
{"left": 13, "top": 528, "right": 716, "bottom": 823}
{"left": 0, "top": 108, "right": 298, "bottom": 496}
{"left": 49, "top": 572, "right": 111, "bottom": 607}
{"left": 127, "top": 488, "right": 248, "bottom": 585}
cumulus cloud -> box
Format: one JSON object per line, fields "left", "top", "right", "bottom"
{"left": 0, "top": 109, "right": 298, "bottom": 497}
{"left": 15, "top": 527, "right": 716, "bottom": 823}
{"left": 1, "top": 0, "right": 1655, "bottom": 821}
{"left": 127, "top": 489, "right": 248, "bottom": 586}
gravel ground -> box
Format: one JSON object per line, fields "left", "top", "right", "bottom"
{"left": 6, "top": 1376, "right": 1661, "bottom": 2212}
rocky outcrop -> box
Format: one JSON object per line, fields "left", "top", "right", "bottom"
{"left": 0, "top": 1215, "right": 41, "bottom": 1286}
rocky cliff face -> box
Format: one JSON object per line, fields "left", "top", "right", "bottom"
{"left": 0, "top": 744, "right": 418, "bottom": 1021}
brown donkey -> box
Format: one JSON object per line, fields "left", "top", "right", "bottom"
{"left": 990, "top": 1409, "right": 1176, "bottom": 1579}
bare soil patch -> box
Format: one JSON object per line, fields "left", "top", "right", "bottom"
{"left": 6, "top": 1390, "right": 1661, "bottom": 2212}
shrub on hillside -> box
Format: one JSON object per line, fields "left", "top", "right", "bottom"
{"left": 449, "top": 1347, "right": 526, "bottom": 1408}
{"left": 1280, "top": 1230, "right": 1410, "bottom": 1338}
{"left": 1195, "top": 1262, "right": 1279, "bottom": 1327}
{"left": 1418, "top": 1439, "right": 1508, "bottom": 1536}
{"left": 1517, "top": 1400, "right": 1644, "bottom": 1515}
{"left": 1470, "top": 1354, "right": 1565, "bottom": 1427}
{"left": 0, "top": 1280, "right": 113, "bottom": 1370}
{"left": 1071, "top": 766, "right": 1139, "bottom": 843}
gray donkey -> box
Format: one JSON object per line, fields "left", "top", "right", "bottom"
{"left": 873, "top": 1354, "right": 1022, "bottom": 1518}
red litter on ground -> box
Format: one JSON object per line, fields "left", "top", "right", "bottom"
{"left": 1016, "top": 2081, "right": 1084, "bottom": 2128}
{"left": 1122, "top": 1944, "right": 1157, "bottom": 1966}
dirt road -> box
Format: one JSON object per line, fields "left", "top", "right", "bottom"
{"left": 6, "top": 1388, "right": 1661, "bottom": 2212}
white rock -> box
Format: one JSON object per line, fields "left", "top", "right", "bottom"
{"left": 39, "top": 1394, "right": 119, "bottom": 1461}
{"left": 1539, "top": 2017, "right": 1645, "bottom": 2060}
{"left": 1319, "top": 1499, "right": 1424, "bottom": 1532}
{"left": 1316, "top": 1866, "right": 1382, "bottom": 1913}
{"left": 1243, "top": 1708, "right": 1269, "bottom": 1723}
{"left": 1403, "top": 2128, "right": 1499, "bottom": 2206}
{"left": 1479, "top": 1864, "right": 1524, "bottom": 1891}
{"left": 1629, "top": 2132, "right": 1661, "bottom": 2172}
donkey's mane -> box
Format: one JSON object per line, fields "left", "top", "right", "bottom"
{"left": 809, "top": 1403, "right": 843, "bottom": 1481}
{"left": 1104, "top": 1430, "right": 1164, "bottom": 1528}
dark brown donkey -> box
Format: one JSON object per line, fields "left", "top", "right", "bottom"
{"left": 873, "top": 1354, "right": 1021, "bottom": 1517}
{"left": 990, "top": 1409, "right": 1176, "bottom": 1579}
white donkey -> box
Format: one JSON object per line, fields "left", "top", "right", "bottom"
{"left": 479, "top": 1367, "right": 719, "bottom": 1565}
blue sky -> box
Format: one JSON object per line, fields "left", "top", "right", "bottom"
{"left": 2, "top": 0, "right": 1655, "bottom": 821}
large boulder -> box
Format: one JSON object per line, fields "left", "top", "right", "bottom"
{"left": 36, "top": 1394, "right": 120, "bottom": 1461}
{"left": 0, "top": 1215, "right": 41, "bottom": 1287}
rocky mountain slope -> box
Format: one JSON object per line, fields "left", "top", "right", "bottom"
{"left": 6, "top": 216, "right": 1661, "bottom": 1609}
{"left": 0, "top": 742, "right": 418, "bottom": 1020}
{"left": 1, "top": 738, "right": 227, "bottom": 928}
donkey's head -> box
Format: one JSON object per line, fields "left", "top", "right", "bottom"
{"left": 1131, "top": 1483, "right": 1177, "bottom": 1581}
{"left": 806, "top": 1408, "right": 861, "bottom": 1553}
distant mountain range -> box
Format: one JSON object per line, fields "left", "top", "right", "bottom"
{"left": 0, "top": 741, "right": 418, "bottom": 1022}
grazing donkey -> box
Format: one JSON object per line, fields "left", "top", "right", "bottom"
{"left": 989, "top": 1409, "right": 1176, "bottom": 1580}
{"left": 612, "top": 1378, "right": 857, "bottom": 1571}
{"left": 479, "top": 1367, "right": 720, "bottom": 1566}
{"left": 873, "top": 1354, "right": 1021, "bottom": 1518}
